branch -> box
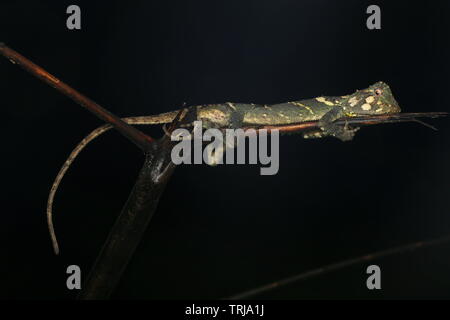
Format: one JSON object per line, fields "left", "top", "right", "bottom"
{"left": 224, "top": 234, "right": 450, "bottom": 300}
{"left": 78, "top": 110, "right": 187, "bottom": 300}
{"left": 77, "top": 140, "right": 175, "bottom": 299}
{"left": 0, "top": 43, "right": 173, "bottom": 299}
{"left": 0, "top": 43, "right": 153, "bottom": 150}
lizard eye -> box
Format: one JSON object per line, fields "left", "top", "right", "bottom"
{"left": 375, "top": 89, "right": 382, "bottom": 96}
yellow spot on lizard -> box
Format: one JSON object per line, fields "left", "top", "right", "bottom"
{"left": 290, "top": 101, "right": 314, "bottom": 115}
{"left": 348, "top": 96, "right": 359, "bottom": 107}
{"left": 315, "top": 97, "right": 335, "bottom": 106}
{"left": 365, "top": 96, "right": 375, "bottom": 104}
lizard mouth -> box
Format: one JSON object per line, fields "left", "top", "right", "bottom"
{"left": 390, "top": 103, "right": 402, "bottom": 114}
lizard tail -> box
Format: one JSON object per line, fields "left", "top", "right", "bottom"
{"left": 47, "top": 112, "right": 178, "bottom": 255}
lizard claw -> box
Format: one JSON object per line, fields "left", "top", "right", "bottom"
{"left": 335, "top": 123, "right": 359, "bottom": 141}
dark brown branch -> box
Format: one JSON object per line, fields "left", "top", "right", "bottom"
{"left": 78, "top": 138, "right": 176, "bottom": 299}
{"left": 0, "top": 43, "right": 153, "bottom": 150}
{"left": 78, "top": 110, "right": 187, "bottom": 300}
{"left": 225, "top": 234, "right": 450, "bottom": 300}
{"left": 0, "top": 43, "right": 170, "bottom": 299}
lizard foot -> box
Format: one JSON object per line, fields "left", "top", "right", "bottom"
{"left": 318, "top": 121, "right": 360, "bottom": 142}
{"left": 332, "top": 123, "right": 360, "bottom": 141}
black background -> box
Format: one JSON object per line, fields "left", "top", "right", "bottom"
{"left": 2, "top": 0, "right": 450, "bottom": 299}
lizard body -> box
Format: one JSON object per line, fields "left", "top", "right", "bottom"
{"left": 47, "top": 81, "right": 401, "bottom": 254}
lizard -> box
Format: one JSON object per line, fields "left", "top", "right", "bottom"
{"left": 47, "top": 81, "right": 401, "bottom": 254}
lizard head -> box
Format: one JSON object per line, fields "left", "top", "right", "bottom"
{"left": 342, "top": 81, "right": 401, "bottom": 116}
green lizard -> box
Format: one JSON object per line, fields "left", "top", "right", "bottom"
{"left": 47, "top": 81, "right": 400, "bottom": 253}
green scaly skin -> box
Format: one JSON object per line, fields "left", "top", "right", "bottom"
{"left": 194, "top": 81, "right": 401, "bottom": 141}
{"left": 47, "top": 81, "right": 401, "bottom": 253}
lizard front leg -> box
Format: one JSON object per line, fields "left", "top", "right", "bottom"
{"left": 318, "top": 107, "right": 359, "bottom": 142}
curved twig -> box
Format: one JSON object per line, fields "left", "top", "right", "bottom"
{"left": 225, "top": 234, "right": 450, "bottom": 300}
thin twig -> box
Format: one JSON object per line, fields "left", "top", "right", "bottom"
{"left": 254, "top": 112, "right": 448, "bottom": 134}
{"left": 0, "top": 43, "right": 153, "bottom": 150}
{"left": 225, "top": 234, "right": 450, "bottom": 300}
